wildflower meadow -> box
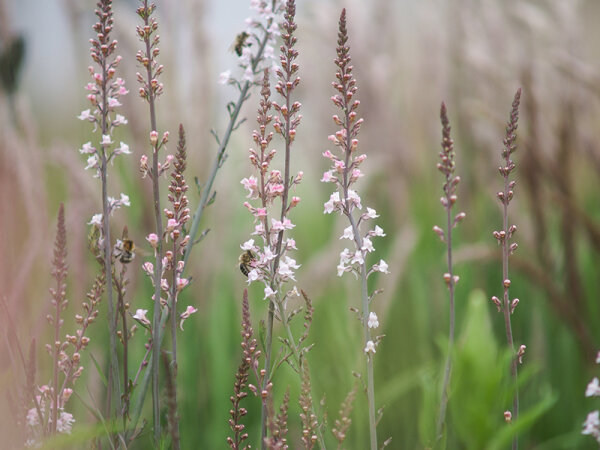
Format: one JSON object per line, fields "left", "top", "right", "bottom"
{"left": 1, "top": 0, "right": 600, "bottom": 448}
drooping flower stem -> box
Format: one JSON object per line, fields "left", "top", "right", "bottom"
{"left": 434, "top": 103, "right": 464, "bottom": 442}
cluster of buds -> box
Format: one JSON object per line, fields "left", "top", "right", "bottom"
{"left": 433, "top": 102, "right": 466, "bottom": 250}
{"left": 219, "top": 0, "right": 283, "bottom": 86}
{"left": 582, "top": 351, "right": 600, "bottom": 443}
{"left": 135, "top": 2, "right": 164, "bottom": 101}
{"left": 322, "top": 11, "right": 388, "bottom": 283}
{"left": 139, "top": 131, "right": 171, "bottom": 179}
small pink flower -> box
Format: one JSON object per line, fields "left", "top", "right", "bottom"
{"left": 176, "top": 277, "right": 189, "bottom": 292}
{"left": 179, "top": 306, "right": 198, "bottom": 330}
{"left": 321, "top": 170, "right": 335, "bottom": 183}
{"left": 142, "top": 262, "right": 154, "bottom": 276}
{"left": 133, "top": 309, "right": 151, "bottom": 326}
{"left": 586, "top": 378, "right": 600, "bottom": 397}
{"left": 161, "top": 278, "right": 169, "bottom": 291}
{"left": 101, "top": 134, "right": 113, "bottom": 146}
{"left": 88, "top": 213, "right": 103, "bottom": 227}
{"left": 368, "top": 312, "right": 379, "bottom": 329}
{"left": 146, "top": 233, "right": 159, "bottom": 248}
{"left": 114, "top": 141, "right": 131, "bottom": 155}
{"left": 364, "top": 340, "right": 376, "bottom": 354}
{"left": 340, "top": 226, "right": 353, "bottom": 240}
{"left": 78, "top": 109, "right": 93, "bottom": 121}
{"left": 150, "top": 130, "right": 159, "bottom": 145}
{"left": 165, "top": 218, "right": 178, "bottom": 233}
{"left": 504, "top": 411, "right": 512, "bottom": 423}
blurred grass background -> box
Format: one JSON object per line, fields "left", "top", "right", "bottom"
{"left": 1, "top": 0, "right": 600, "bottom": 448}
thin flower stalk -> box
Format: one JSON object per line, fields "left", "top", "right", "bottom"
{"left": 264, "top": 388, "right": 290, "bottom": 449}
{"left": 322, "top": 9, "right": 389, "bottom": 450}
{"left": 25, "top": 205, "right": 103, "bottom": 445}
{"left": 49, "top": 204, "right": 68, "bottom": 435}
{"left": 491, "top": 88, "right": 522, "bottom": 450}
{"left": 433, "top": 103, "right": 465, "bottom": 441}
{"left": 135, "top": 0, "right": 169, "bottom": 440}
{"left": 227, "top": 290, "right": 263, "bottom": 449}
{"left": 78, "top": 0, "right": 131, "bottom": 422}
{"left": 240, "top": 0, "right": 305, "bottom": 443}
{"left": 183, "top": 0, "right": 283, "bottom": 268}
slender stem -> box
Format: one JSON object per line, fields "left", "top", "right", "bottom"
{"left": 169, "top": 239, "right": 180, "bottom": 450}
{"left": 274, "top": 298, "right": 327, "bottom": 449}
{"left": 116, "top": 275, "right": 129, "bottom": 425}
{"left": 436, "top": 200, "right": 455, "bottom": 441}
{"left": 139, "top": 1, "right": 164, "bottom": 439}
{"left": 340, "top": 71, "right": 377, "bottom": 449}
{"left": 100, "top": 39, "right": 122, "bottom": 426}
{"left": 502, "top": 173, "right": 518, "bottom": 450}
{"left": 51, "top": 266, "right": 61, "bottom": 434}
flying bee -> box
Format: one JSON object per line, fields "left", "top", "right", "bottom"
{"left": 238, "top": 250, "right": 256, "bottom": 277}
{"left": 115, "top": 227, "right": 136, "bottom": 264}
{"left": 231, "top": 31, "right": 250, "bottom": 57}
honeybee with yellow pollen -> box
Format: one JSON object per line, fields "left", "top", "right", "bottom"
{"left": 238, "top": 249, "right": 257, "bottom": 277}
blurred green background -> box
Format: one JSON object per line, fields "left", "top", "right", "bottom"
{"left": 1, "top": 0, "right": 600, "bottom": 448}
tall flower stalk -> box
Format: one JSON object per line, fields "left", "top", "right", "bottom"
{"left": 433, "top": 103, "right": 465, "bottom": 441}
{"left": 322, "top": 9, "right": 389, "bottom": 450}
{"left": 241, "top": 1, "right": 321, "bottom": 445}
{"left": 491, "top": 88, "right": 523, "bottom": 450}
{"left": 78, "top": 0, "right": 130, "bottom": 425}
{"left": 136, "top": 0, "right": 167, "bottom": 440}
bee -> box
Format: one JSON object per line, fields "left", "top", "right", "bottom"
{"left": 115, "top": 227, "right": 135, "bottom": 264}
{"left": 238, "top": 250, "right": 256, "bottom": 277}
{"left": 231, "top": 31, "right": 250, "bottom": 57}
